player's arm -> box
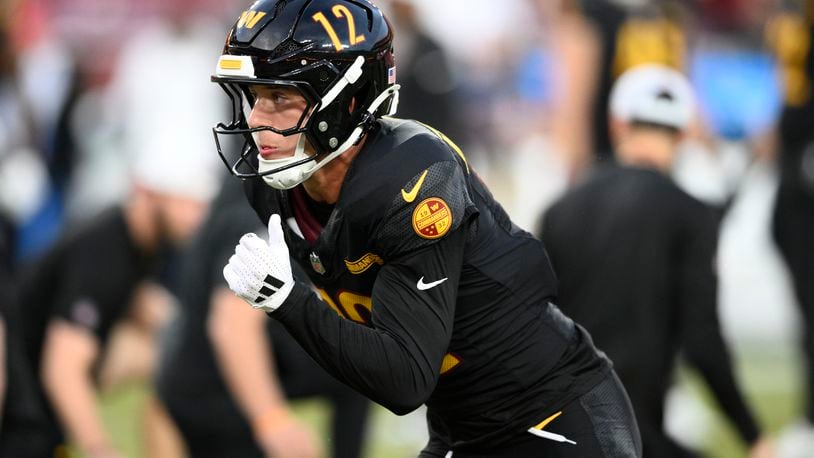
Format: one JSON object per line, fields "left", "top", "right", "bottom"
{"left": 41, "top": 319, "right": 122, "bottom": 458}
{"left": 279, "top": 227, "right": 464, "bottom": 414}
{"left": 550, "top": 8, "right": 601, "bottom": 180}
{"left": 208, "top": 286, "right": 322, "bottom": 457}
{"left": 225, "top": 215, "right": 465, "bottom": 415}
{"left": 678, "top": 205, "right": 762, "bottom": 447}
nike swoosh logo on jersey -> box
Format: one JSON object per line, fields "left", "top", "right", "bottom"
{"left": 401, "top": 169, "right": 429, "bottom": 203}
{"left": 417, "top": 276, "right": 448, "bottom": 291}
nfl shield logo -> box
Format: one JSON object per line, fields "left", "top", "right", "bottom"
{"left": 310, "top": 252, "right": 326, "bottom": 275}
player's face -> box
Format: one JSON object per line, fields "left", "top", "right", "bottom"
{"left": 247, "top": 84, "right": 310, "bottom": 160}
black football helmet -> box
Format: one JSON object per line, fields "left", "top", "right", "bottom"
{"left": 212, "top": 0, "right": 399, "bottom": 189}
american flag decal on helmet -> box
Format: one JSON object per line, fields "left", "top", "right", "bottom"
{"left": 388, "top": 66, "right": 396, "bottom": 84}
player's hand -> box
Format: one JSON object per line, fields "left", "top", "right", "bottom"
{"left": 748, "top": 436, "right": 778, "bottom": 458}
{"left": 223, "top": 214, "right": 294, "bottom": 312}
{"left": 258, "top": 417, "right": 324, "bottom": 458}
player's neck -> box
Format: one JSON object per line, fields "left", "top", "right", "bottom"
{"left": 302, "top": 135, "right": 368, "bottom": 204}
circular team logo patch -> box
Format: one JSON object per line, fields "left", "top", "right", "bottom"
{"left": 412, "top": 197, "right": 453, "bottom": 239}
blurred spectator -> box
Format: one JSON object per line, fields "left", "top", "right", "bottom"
{"left": 673, "top": 0, "right": 784, "bottom": 208}
{"left": 578, "top": 0, "right": 690, "bottom": 165}
{"left": 10, "top": 17, "right": 223, "bottom": 448}
{"left": 0, "top": 292, "right": 3, "bottom": 427}
{"left": 157, "top": 177, "right": 370, "bottom": 458}
{"left": 1, "top": 224, "right": 55, "bottom": 458}
{"left": 765, "top": 1, "right": 814, "bottom": 455}
{"left": 12, "top": 141, "right": 217, "bottom": 457}
{"left": 539, "top": 65, "right": 776, "bottom": 458}
{"left": 501, "top": 0, "right": 599, "bottom": 229}
{"left": 0, "top": 254, "right": 4, "bottom": 422}
{"left": 0, "top": 2, "right": 56, "bottom": 263}
{"left": 63, "top": 0, "right": 225, "bottom": 222}
{"left": 379, "top": 0, "right": 465, "bottom": 145}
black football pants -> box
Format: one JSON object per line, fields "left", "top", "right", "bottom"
{"left": 420, "top": 370, "right": 642, "bottom": 458}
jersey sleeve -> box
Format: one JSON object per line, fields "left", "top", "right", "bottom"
{"left": 272, "top": 223, "right": 468, "bottom": 415}
{"left": 373, "top": 160, "right": 476, "bottom": 259}
{"left": 51, "top": 242, "right": 133, "bottom": 343}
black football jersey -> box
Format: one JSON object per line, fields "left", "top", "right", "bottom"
{"left": 242, "top": 118, "right": 609, "bottom": 450}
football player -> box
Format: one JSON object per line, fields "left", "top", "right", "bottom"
{"left": 216, "top": 0, "right": 641, "bottom": 456}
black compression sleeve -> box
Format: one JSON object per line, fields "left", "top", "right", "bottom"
{"left": 679, "top": 208, "right": 760, "bottom": 444}
{"left": 271, "top": 227, "right": 466, "bottom": 415}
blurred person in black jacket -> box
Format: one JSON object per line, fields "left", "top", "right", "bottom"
{"left": 12, "top": 141, "right": 219, "bottom": 458}
{"left": 539, "top": 64, "right": 776, "bottom": 458}
{"left": 766, "top": 2, "right": 814, "bottom": 454}
{"left": 1, "top": 213, "right": 55, "bottom": 458}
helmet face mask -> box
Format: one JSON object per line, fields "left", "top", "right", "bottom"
{"left": 213, "top": 78, "right": 320, "bottom": 180}
{"left": 211, "top": 0, "right": 399, "bottom": 189}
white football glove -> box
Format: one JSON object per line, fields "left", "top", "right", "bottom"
{"left": 223, "top": 214, "right": 294, "bottom": 312}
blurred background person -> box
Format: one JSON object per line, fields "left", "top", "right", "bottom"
{"left": 1, "top": 206, "right": 55, "bottom": 457}
{"left": 13, "top": 145, "right": 217, "bottom": 456}
{"left": 157, "top": 177, "right": 371, "bottom": 458}
{"left": 501, "top": 0, "right": 600, "bottom": 230}
{"left": 10, "top": 1, "right": 225, "bottom": 451}
{"left": 378, "top": 0, "right": 465, "bottom": 146}
{"left": 538, "top": 65, "right": 776, "bottom": 458}
{"left": 573, "top": 0, "right": 690, "bottom": 171}
{"left": 677, "top": 0, "right": 783, "bottom": 208}
{"left": 0, "top": 2, "right": 73, "bottom": 455}
{"left": 764, "top": 1, "right": 814, "bottom": 455}
{"left": 13, "top": 133, "right": 219, "bottom": 457}
{"left": 0, "top": 0, "right": 59, "bottom": 265}
{"left": 0, "top": 259, "right": 4, "bottom": 424}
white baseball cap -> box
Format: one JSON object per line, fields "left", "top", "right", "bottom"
{"left": 609, "top": 64, "right": 695, "bottom": 131}
{"left": 131, "top": 145, "right": 221, "bottom": 203}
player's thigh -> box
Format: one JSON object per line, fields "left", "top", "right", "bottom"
{"left": 443, "top": 372, "right": 641, "bottom": 458}
{"left": 530, "top": 371, "right": 642, "bottom": 458}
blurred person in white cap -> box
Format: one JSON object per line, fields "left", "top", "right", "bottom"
{"left": 539, "top": 64, "right": 777, "bottom": 458}
{"left": 12, "top": 125, "right": 220, "bottom": 458}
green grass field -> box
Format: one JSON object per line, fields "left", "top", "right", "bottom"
{"left": 72, "top": 340, "right": 803, "bottom": 458}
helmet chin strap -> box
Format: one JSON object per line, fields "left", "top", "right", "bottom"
{"left": 258, "top": 134, "right": 312, "bottom": 189}
{"left": 260, "top": 84, "right": 400, "bottom": 190}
